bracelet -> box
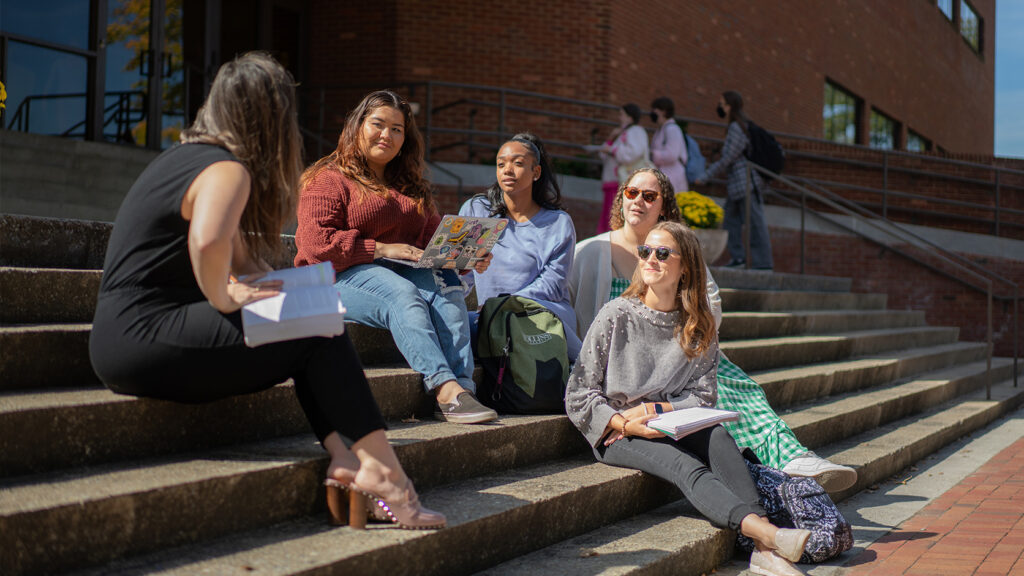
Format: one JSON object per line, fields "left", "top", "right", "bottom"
{"left": 620, "top": 419, "right": 630, "bottom": 436}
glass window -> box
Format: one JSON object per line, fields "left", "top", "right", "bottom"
{"left": 960, "top": 1, "right": 981, "bottom": 53}
{"left": 823, "top": 81, "right": 858, "bottom": 144}
{"left": 869, "top": 109, "right": 896, "bottom": 150}
{"left": 937, "top": 0, "right": 953, "bottom": 20}
{"left": 0, "top": 0, "right": 91, "bottom": 50}
{"left": 906, "top": 130, "right": 930, "bottom": 153}
{"left": 3, "top": 40, "right": 88, "bottom": 137}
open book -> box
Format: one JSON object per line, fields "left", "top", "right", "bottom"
{"left": 381, "top": 214, "right": 508, "bottom": 269}
{"left": 241, "top": 262, "right": 346, "bottom": 347}
{"left": 647, "top": 407, "right": 740, "bottom": 441}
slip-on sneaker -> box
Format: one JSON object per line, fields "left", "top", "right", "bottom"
{"left": 435, "top": 391, "right": 498, "bottom": 424}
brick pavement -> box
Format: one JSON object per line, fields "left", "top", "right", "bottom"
{"left": 845, "top": 437, "right": 1024, "bottom": 576}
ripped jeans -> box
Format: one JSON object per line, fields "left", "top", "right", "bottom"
{"left": 335, "top": 261, "right": 475, "bottom": 394}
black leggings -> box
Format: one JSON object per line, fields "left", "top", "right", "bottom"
{"left": 593, "top": 425, "right": 765, "bottom": 530}
{"left": 89, "top": 297, "right": 386, "bottom": 444}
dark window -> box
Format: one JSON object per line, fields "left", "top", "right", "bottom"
{"left": 3, "top": 40, "right": 88, "bottom": 137}
{"left": 0, "top": 0, "right": 91, "bottom": 50}
{"left": 960, "top": 1, "right": 981, "bottom": 53}
{"left": 937, "top": 0, "right": 953, "bottom": 20}
{"left": 823, "top": 81, "right": 858, "bottom": 144}
{"left": 869, "top": 109, "right": 897, "bottom": 150}
{"left": 906, "top": 130, "right": 930, "bottom": 153}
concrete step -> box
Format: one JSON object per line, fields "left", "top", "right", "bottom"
{"left": 0, "top": 322, "right": 403, "bottom": 392}
{"left": 719, "top": 309, "right": 926, "bottom": 341}
{"left": 0, "top": 267, "right": 103, "bottom": 323}
{"left": 721, "top": 326, "right": 960, "bottom": 373}
{"left": 474, "top": 377, "right": 1024, "bottom": 576}
{"left": 710, "top": 267, "right": 852, "bottom": 293}
{"left": 755, "top": 341, "right": 991, "bottom": 409}
{"left": 784, "top": 357, "right": 1021, "bottom": 451}
{"left": 0, "top": 363, "right": 440, "bottom": 477}
{"left": 0, "top": 324, "right": 96, "bottom": 390}
{"left": 0, "top": 214, "right": 112, "bottom": 269}
{"left": 720, "top": 288, "right": 887, "bottom": 312}
{"left": 61, "top": 457, "right": 678, "bottom": 576}
{"left": 0, "top": 415, "right": 590, "bottom": 576}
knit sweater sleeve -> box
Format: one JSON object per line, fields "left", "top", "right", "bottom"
{"left": 294, "top": 170, "right": 375, "bottom": 272}
{"left": 564, "top": 300, "right": 623, "bottom": 447}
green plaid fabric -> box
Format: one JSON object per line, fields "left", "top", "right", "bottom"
{"left": 608, "top": 280, "right": 805, "bottom": 467}
{"left": 717, "top": 354, "right": 807, "bottom": 468}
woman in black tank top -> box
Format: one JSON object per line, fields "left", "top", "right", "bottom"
{"left": 89, "top": 52, "right": 444, "bottom": 530}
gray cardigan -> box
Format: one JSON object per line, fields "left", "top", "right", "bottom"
{"left": 564, "top": 297, "right": 720, "bottom": 447}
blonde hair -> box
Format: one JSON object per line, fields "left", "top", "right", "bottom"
{"left": 621, "top": 221, "right": 715, "bottom": 358}
{"left": 180, "top": 52, "right": 302, "bottom": 262}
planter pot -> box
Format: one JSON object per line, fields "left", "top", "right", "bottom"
{"left": 694, "top": 228, "right": 728, "bottom": 264}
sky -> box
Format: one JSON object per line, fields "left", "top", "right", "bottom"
{"left": 995, "top": 2, "right": 1024, "bottom": 158}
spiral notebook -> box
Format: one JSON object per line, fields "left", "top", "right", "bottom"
{"left": 647, "top": 407, "right": 740, "bottom": 441}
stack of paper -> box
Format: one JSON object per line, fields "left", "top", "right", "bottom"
{"left": 647, "top": 407, "right": 740, "bottom": 441}
{"left": 241, "top": 262, "right": 346, "bottom": 347}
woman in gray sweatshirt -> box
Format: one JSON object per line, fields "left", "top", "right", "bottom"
{"left": 564, "top": 221, "right": 810, "bottom": 576}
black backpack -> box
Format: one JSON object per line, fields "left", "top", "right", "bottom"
{"left": 745, "top": 121, "right": 785, "bottom": 179}
{"left": 476, "top": 295, "right": 569, "bottom": 414}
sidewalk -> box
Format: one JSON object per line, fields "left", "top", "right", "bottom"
{"left": 844, "top": 437, "right": 1024, "bottom": 575}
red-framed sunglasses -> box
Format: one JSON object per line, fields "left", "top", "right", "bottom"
{"left": 622, "top": 187, "right": 660, "bottom": 203}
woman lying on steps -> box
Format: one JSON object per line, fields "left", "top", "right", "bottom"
{"left": 564, "top": 221, "right": 811, "bottom": 576}
{"left": 89, "top": 53, "right": 443, "bottom": 530}
{"left": 569, "top": 167, "right": 857, "bottom": 493}
{"left": 294, "top": 90, "right": 497, "bottom": 425}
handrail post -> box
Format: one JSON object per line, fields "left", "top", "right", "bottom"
{"left": 743, "top": 165, "right": 752, "bottom": 269}
{"left": 882, "top": 151, "right": 889, "bottom": 219}
{"left": 425, "top": 82, "right": 433, "bottom": 162}
{"left": 994, "top": 169, "right": 1001, "bottom": 237}
{"left": 987, "top": 281, "right": 993, "bottom": 400}
{"left": 800, "top": 188, "right": 806, "bottom": 275}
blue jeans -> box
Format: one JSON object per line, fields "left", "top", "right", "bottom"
{"left": 335, "top": 262, "right": 475, "bottom": 394}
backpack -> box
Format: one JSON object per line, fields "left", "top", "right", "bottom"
{"left": 736, "top": 461, "right": 854, "bottom": 563}
{"left": 745, "top": 121, "right": 785, "bottom": 179}
{"left": 476, "top": 295, "right": 569, "bottom": 414}
{"left": 683, "top": 132, "right": 706, "bottom": 185}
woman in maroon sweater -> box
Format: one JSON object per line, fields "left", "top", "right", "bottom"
{"left": 295, "top": 90, "right": 497, "bottom": 424}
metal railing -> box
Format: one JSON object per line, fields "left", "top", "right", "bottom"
{"left": 739, "top": 161, "right": 1019, "bottom": 398}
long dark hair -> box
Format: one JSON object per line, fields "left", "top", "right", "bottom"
{"left": 301, "top": 90, "right": 433, "bottom": 214}
{"left": 722, "top": 90, "right": 750, "bottom": 134}
{"left": 180, "top": 51, "right": 302, "bottom": 262}
{"left": 621, "top": 221, "right": 715, "bottom": 359}
{"left": 480, "top": 132, "right": 563, "bottom": 218}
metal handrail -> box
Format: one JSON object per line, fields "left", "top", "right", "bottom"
{"left": 741, "top": 162, "right": 1019, "bottom": 397}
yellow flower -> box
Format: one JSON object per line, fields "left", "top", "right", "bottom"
{"left": 0, "top": 81, "right": 6, "bottom": 110}
{"left": 675, "top": 191, "right": 724, "bottom": 229}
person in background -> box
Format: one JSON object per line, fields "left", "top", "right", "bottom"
{"left": 569, "top": 167, "right": 857, "bottom": 493}
{"left": 590, "top": 103, "right": 650, "bottom": 234}
{"left": 565, "top": 220, "right": 811, "bottom": 576}
{"left": 696, "top": 90, "right": 773, "bottom": 270}
{"left": 295, "top": 90, "right": 497, "bottom": 425}
{"left": 649, "top": 96, "right": 688, "bottom": 192}
{"left": 89, "top": 53, "right": 444, "bottom": 530}
{"left": 460, "top": 132, "right": 581, "bottom": 361}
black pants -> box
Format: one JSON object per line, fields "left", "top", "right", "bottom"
{"left": 593, "top": 425, "right": 765, "bottom": 530}
{"left": 89, "top": 297, "right": 386, "bottom": 444}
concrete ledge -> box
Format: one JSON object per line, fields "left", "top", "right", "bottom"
{"left": 720, "top": 309, "right": 925, "bottom": 341}
{"left": 0, "top": 215, "right": 112, "bottom": 269}
{"left": 0, "top": 268, "right": 102, "bottom": 323}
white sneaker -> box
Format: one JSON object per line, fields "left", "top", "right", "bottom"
{"left": 782, "top": 452, "right": 857, "bottom": 493}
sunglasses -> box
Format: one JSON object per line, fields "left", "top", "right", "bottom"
{"left": 623, "top": 187, "right": 660, "bottom": 203}
{"left": 637, "top": 244, "right": 680, "bottom": 261}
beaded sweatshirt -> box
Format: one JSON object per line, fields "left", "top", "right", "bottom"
{"left": 294, "top": 169, "right": 440, "bottom": 272}
{"left": 564, "top": 296, "right": 720, "bottom": 447}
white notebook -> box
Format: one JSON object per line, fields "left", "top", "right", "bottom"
{"left": 241, "top": 262, "right": 346, "bottom": 347}
{"left": 647, "top": 407, "right": 740, "bottom": 441}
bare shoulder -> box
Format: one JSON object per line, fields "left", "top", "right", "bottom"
{"left": 181, "top": 160, "right": 250, "bottom": 219}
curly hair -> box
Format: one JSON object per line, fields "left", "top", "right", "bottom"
{"left": 608, "top": 167, "right": 681, "bottom": 231}
{"left": 301, "top": 90, "right": 433, "bottom": 214}
{"left": 180, "top": 52, "right": 302, "bottom": 263}
{"left": 621, "top": 221, "right": 715, "bottom": 358}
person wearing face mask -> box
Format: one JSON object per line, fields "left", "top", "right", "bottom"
{"left": 295, "top": 90, "right": 498, "bottom": 426}
{"left": 649, "top": 96, "right": 688, "bottom": 193}
{"left": 696, "top": 91, "right": 773, "bottom": 269}
{"left": 459, "top": 132, "right": 582, "bottom": 361}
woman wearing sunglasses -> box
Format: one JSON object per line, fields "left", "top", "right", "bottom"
{"left": 565, "top": 221, "right": 811, "bottom": 576}
{"left": 569, "top": 168, "right": 856, "bottom": 493}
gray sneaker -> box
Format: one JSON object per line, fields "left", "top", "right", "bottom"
{"left": 435, "top": 392, "right": 498, "bottom": 424}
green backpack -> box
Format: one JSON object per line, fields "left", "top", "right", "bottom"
{"left": 476, "top": 295, "right": 569, "bottom": 414}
